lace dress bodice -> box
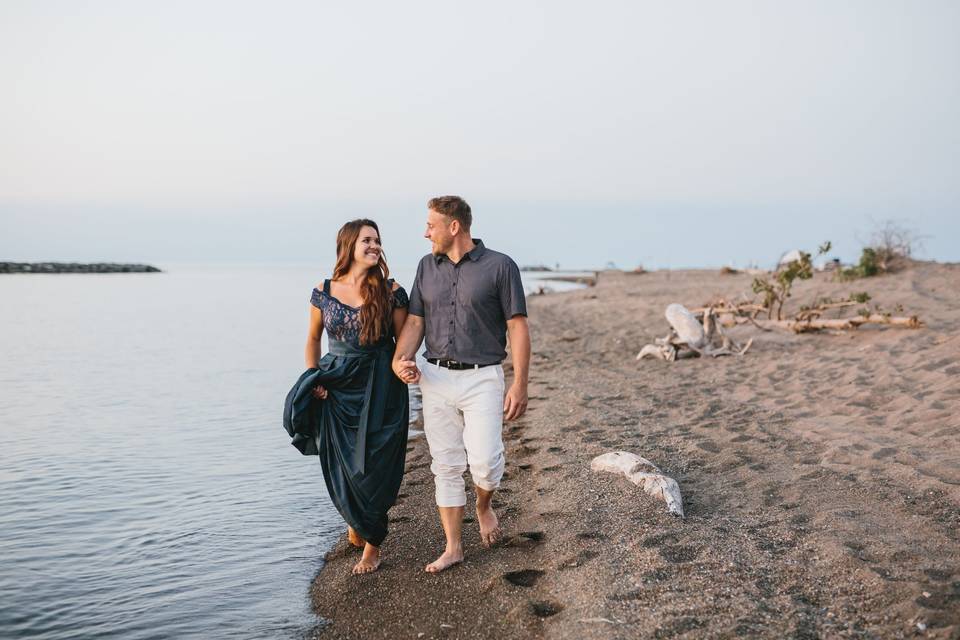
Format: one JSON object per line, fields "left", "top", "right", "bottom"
{"left": 310, "top": 279, "right": 409, "bottom": 344}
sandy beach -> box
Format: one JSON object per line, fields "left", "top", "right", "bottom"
{"left": 310, "top": 262, "right": 960, "bottom": 639}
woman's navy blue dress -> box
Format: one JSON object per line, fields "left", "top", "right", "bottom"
{"left": 283, "top": 279, "right": 409, "bottom": 546}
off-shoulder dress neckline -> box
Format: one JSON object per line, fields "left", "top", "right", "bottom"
{"left": 314, "top": 287, "right": 362, "bottom": 310}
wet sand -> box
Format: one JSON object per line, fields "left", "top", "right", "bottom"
{"left": 310, "top": 262, "right": 960, "bottom": 639}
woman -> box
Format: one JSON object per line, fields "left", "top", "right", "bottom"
{"left": 284, "top": 219, "right": 410, "bottom": 575}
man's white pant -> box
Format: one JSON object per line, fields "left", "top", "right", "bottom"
{"left": 417, "top": 357, "right": 506, "bottom": 508}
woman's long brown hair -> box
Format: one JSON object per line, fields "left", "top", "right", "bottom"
{"left": 331, "top": 219, "right": 392, "bottom": 345}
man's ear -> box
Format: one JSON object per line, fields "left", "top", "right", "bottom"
{"left": 448, "top": 219, "right": 461, "bottom": 236}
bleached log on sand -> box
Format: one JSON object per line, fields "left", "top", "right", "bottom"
{"left": 637, "top": 305, "right": 752, "bottom": 360}
{"left": 691, "top": 302, "right": 923, "bottom": 334}
{"left": 665, "top": 303, "right": 706, "bottom": 349}
{"left": 636, "top": 344, "right": 672, "bottom": 361}
{"left": 591, "top": 452, "right": 684, "bottom": 518}
{"left": 761, "top": 314, "right": 923, "bottom": 333}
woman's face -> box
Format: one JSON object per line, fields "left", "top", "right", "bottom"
{"left": 353, "top": 225, "right": 382, "bottom": 268}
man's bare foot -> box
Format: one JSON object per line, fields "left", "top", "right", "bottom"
{"left": 477, "top": 504, "right": 503, "bottom": 548}
{"left": 352, "top": 543, "right": 380, "bottom": 575}
{"left": 347, "top": 526, "right": 365, "bottom": 548}
{"left": 424, "top": 546, "right": 463, "bottom": 573}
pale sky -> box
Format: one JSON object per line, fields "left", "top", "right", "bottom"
{"left": 1, "top": 1, "right": 957, "bottom": 268}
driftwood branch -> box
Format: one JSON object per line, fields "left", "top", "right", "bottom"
{"left": 637, "top": 304, "right": 752, "bottom": 361}
{"left": 591, "top": 452, "right": 684, "bottom": 517}
{"left": 761, "top": 314, "right": 923, "bottom": 333}
{"left": 691, "top": 301, "right": 923, "bottom": 334}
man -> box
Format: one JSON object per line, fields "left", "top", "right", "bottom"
{"left": 392, "top": 195, "right": 531, "bottom": 573}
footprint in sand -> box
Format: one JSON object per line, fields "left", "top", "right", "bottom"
{"left": 655, "top": 616, "right": 706, "bottom": 637}
{"left": 558, "top": 549, "right": 598, "bottom": 569}
{"left": 755, "top": 576, "right": 775, "bottom": 598}
{"left": 520, "top": 531, "right": 544, "bottom": 540}
{"left": 868, "top": 566, "right": 897, "bottom": 581}
{"left": 843, "top": 540, "right": 876, "bottom": 562}
{"left": 871, "top": 447, "right": 897, "bottom": 460}
{"left": 512, "top": 444, "right": 539, "bottom": 457}
{"left": 923, "top": 568, "right": 955, "bottom": 582}
{"left": 576, "top": 531, "right": 607, "bottom": 541}
{"left": 642, "top": 568, "right": 672, "bottom": 583}
{"left": 503, "top": 569, "right": 544, "bottom": 587}
{"left": 538, "top": 510, "right": 573, "bottom": 521}
{"left": 607, "top": 589, "right": 643, "bottom": 602}
{"left": 529, "top": 601, "right": 564, "bottom": 618}
{"left": 659, "top": 545, "right": 700, "bottom": 563}
{"left": 641, "top": 532, "right": 678, "bottom": 548}
{"left": 916, "top": 588, "right": 960, "bottom": 610}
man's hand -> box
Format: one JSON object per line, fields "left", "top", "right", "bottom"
{"left": 393, "top": 356, "right": 421, "bottom": 384}
{"left": 503, "top": 382, "right": 528, "bottom": 421}
{"left": 504, "top": 315, "right": 531, "bottom": 421}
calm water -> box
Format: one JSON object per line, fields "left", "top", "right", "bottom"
{"left": 0, "top": 264, "right": 580, "bottom": 639}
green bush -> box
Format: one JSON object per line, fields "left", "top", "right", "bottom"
{"left": 753, "top": 242, "right": 831, "bottom": 320}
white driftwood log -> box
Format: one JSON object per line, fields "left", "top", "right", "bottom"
{"left": 637, "top": 304, "right": 752, "bottom": 361}
{"left": 777, "top": 314, "right": 923, "bottom": 333}
{"left": 665, "top": 303, "right": 706, "bottom": 349}
{"left": 591, "top": 451, "right": 684, "bottom": 517}
{"left": 689, "top": 301, "right": 923, "bottom": 334}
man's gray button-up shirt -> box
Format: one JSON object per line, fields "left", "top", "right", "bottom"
{"left": 408, "top": 239, "right": 527, "bottom": 364}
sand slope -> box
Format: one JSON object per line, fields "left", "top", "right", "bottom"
{"left": 310, "top": 262, "right": 960, "bottom": 639}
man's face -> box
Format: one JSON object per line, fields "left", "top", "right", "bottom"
{"left": 424, "top": 209, "right": 454, "bottom": 256}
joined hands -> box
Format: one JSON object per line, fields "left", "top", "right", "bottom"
{"left": 393, "top": 356, "right": 421, "bottom": 384}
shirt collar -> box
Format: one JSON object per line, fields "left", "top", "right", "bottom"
{"left": 435, "top": 238, "right": 486, "bottom": 264}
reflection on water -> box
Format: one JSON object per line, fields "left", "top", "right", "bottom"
{"left": 0, "top": 264, "right": 583, "bottom": 638}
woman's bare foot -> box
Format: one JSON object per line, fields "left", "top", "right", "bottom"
{"left": 347, "top": 526, "right": 365, "bottom": 548}
{"left": 352, "top": 543, "right": 380, "bottom": 575}
{"left": 476, "top": 504, "right": 503, "bottom": 548}
{"left": 424, "top": 545, "right": 463, "bottom": 573}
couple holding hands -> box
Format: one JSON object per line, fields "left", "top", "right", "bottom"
{"left": 283, "top": 195, "right": 530, "bottom": 575}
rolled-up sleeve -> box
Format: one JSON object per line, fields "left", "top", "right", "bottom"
{"left": 499, "top": 259, "right": 527, "bottom": 319}
{"left": 408, "top": 259, "right": 425, "bottom": 317}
